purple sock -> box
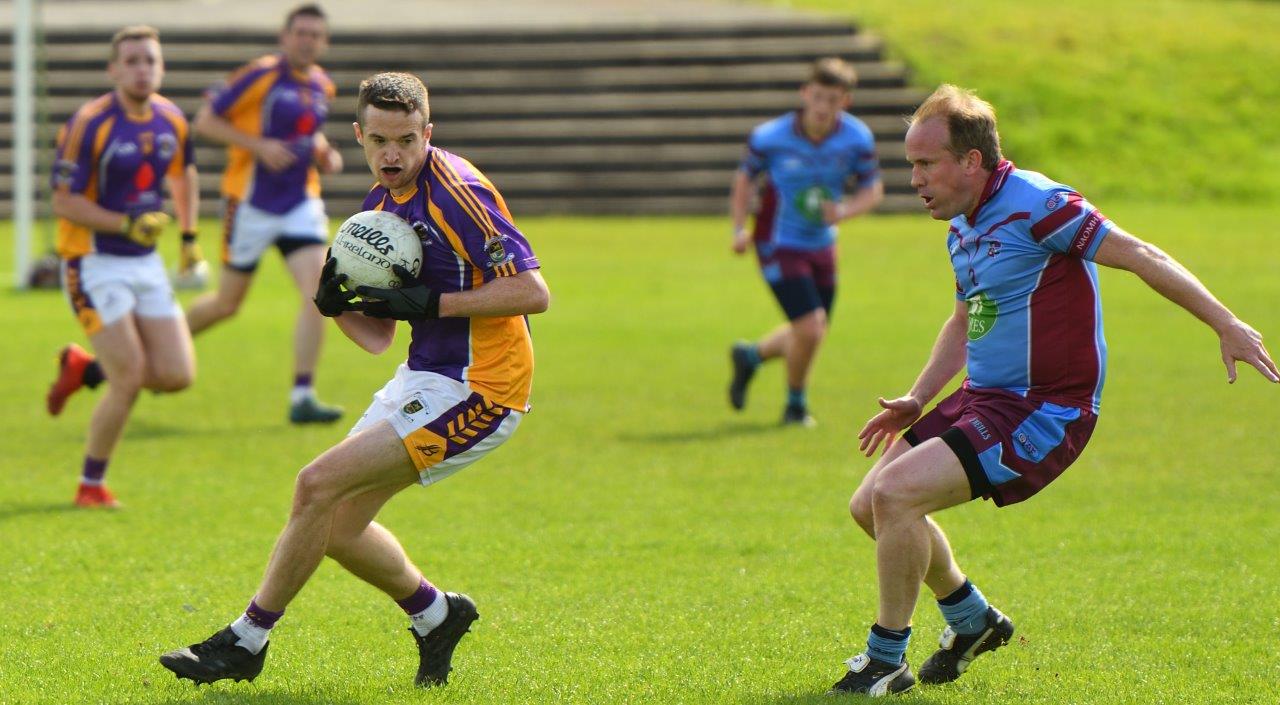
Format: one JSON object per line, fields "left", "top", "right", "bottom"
{"left": 293, "top": 373, "right": 313, "bottom": 389}
{"left": 395, "top": 578, "right": 439, "bottom": 615}
{"left": 244, "top": 598, "right": 285, "bottom": 630}
{"left": 81, "top": 457, "right": 108, "bottom": 486}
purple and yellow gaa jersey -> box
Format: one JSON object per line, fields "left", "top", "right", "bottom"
{"left": 950, "top": 160, "right": 1113, "bottom": 413}
{"left": 362, "top": 147, "right": 541, "bottom": 412}
{"left": 740, "top": 110, "right": 880, "bottom": 251}
{"left": 51, "top": 92, "right": 194, "bottom": 258}
{"left": 208, "top": 54, "right": 335, "bottom": 214}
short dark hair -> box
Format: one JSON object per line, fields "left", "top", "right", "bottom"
{"left": 109, "top": 25, "right": 160, "bottom": 61}
{"left": 284, "top": 3, "right": 326, "bottom": 30}
{"left": 356, "top": 72, "right": 430, "bottom": 124}
{"left": 808, "top": 57, "right": 857, "bottom": 91}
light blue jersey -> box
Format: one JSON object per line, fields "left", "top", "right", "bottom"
{"left": 950, "top": 160, "right": 1113, "bottom": 413}
{"left": 741, "top": 111, "right": 880, "bottom": 251}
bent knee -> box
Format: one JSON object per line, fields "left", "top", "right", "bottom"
{"left": 293, "top": 464, "right": 342, "bottom": 513}
{"left": 791, "top": 313, "right": 828, "bottom": 341}
{"left": 147, "top": 369, "right": 194, "bottom": 393}
{"left": 849, "top": 492, "right": 876, "bottom": 536}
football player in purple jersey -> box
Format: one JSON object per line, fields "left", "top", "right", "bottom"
{"left": 160, "top": 72, "right": 549, "bottom": 689}
{"left": 45, "top": 26, "right": 199, "bottom": 509}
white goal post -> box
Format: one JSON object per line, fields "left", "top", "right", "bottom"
{"left": 11, "top": 0, "right": 39, "bottom": 288}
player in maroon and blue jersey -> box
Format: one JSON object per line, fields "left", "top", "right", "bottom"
{"left": 44, "top": 25, "right": 199, "bottom": 509}
{"left": 829, "top": 85, "right": 1277, "bottom": 696}
{"left": 728, "top": 58, "right": 883, "bottom": 426}
{"left": 183, "top": 3, "right": 346, "bottom": 424}
{"left": 161, "top": 72, "right": 550, "bottom": 689}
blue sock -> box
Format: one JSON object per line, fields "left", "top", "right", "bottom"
{"left": 743, "top": 344, "right": 762, "bottom": 367}
{"left": 937, "top": 579, "right": 991, "bottom": 635}
{"left": 787, "top": 387, "right": 806, "bottom": 409}
{"left": 866, "top": 624, "right": 911, "bottom": 665}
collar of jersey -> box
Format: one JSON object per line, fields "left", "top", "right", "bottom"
{"left": 791, "top": 109, "right": 841, "bottom": 145}
{"left": 966, "top": 159, "right": 1015, "bottom": 226}
{"left": 114, "top": 92, "right": 155, "bottom": 123}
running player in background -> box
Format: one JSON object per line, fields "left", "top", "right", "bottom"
{"left": 183, "top": 3, "right": 346, "bottom": 423}
{"left": 727, "top": 57, "right": 883, "bottom": 426}
{"left": 829, "top": 84, "right": 1277, "bottom": 696}
{"left": 45, "top": 25, "right": 199, "bottom": 508}
{"left": 160, "top": 72, "right": 549, "bottom": 688}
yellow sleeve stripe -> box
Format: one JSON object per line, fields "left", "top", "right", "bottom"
{"left": 431, "top": 155, "right": 500, "bottom": 241}
{"left": 60, "top": 94, "right": 113, "bottom": 164}
{"left": 225, "top": 70, "right": 279, "bottom": 125}
{"left": 425, "top": 198, "right": 478, "bottom": 269}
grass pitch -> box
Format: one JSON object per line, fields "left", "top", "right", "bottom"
{"left": 0, "top": 206, "right": 1277, "bottom": 704}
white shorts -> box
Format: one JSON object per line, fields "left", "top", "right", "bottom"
{"left": 62, "top": 252, "right": 181, "bottom": 336}
{"left": 224, "top": 197, "right": 328, "bottom": 271}
{"left": 349, "top": 363, "right": 523, "bottom": 486}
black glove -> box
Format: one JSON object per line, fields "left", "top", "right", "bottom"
{"left": 354, "top": 265, "right": 440, "bottom": 320}
{"left": 313, "top": 254, "right": 358, "bottom": 317}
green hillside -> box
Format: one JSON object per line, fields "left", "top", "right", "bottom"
{"left": 781, "top": 0, "right": 1280, "bottom": 203}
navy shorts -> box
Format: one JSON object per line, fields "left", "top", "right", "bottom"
{"left": 755, "top": 244, "right": 836, "bottom": 320}
{"left": 903, "top": 385, "right": 1098, "bottom": 506}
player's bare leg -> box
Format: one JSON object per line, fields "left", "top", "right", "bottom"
{"left": 185, "top": 267, "right": 253, "bottom": 334}
{"left": 284, "top": 244, "right": 342, "bottom": 423}
{"left": 782, "top": 308, "right": 826, "bottom": 425}
{"left": 76, "top": 317, "right": 148, "bottom": 508}
{"left": 849, "top": 440, "right": 966, "bottom": 597}
{"left": 136, "top": 315, "right": 196, "bottom": 393}
{"left": 327, "top": 483, "right": 481, "bottom": 686}
{"left": 870, "top": 439, "right": 970, "bottom": 629}
{"left": 256, "top": 422, "right": 417, "bottom": 609}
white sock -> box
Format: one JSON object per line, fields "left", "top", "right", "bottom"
{"left": 409, "top": 591, "right": 449, "bottom": 636}
{"left": 290, "top": 386, "right": 315, "bottom": 405}
{"left": 229, "top": 615, "right": 271, "bottom": 654}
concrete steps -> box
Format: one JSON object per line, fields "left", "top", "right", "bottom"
{"left": 1, "top": 22, "right": 922, "bottom": 218}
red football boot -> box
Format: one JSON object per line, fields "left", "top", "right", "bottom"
{"left": 74, "top": 484, "right": 121, "bottom": 509}
{"left": 47, "top": 343, "right": 95, "bottom": 416}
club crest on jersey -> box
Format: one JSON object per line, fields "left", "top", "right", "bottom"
{"left": 157, "top": 133, "right": 178, "bottom": 161}
{"left": 485, "top": 236, "right": 514, "bottom": 267}
{"left": 987, "top": 240, "right": 1002, "bottom": 257}
{"left": 1045, "top": 193, "right": 1062, "bottom": 211}
{"left": 53, "top": 159, "right": 78, "bottom": 186}
{"left": 402, "top": 399, "right": 424, "bottom": 414}
{"left": 411, "top": 220, "right": 440, "bottom": 247}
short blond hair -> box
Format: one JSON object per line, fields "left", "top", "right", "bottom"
{"left": 109, "top": 25, "right": 160, "bottom": 61}
{"left": 910, "top": 84, "right": 1002, "bottom": 170}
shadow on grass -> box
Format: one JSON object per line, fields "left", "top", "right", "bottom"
{"left": 739, "top": 688, "right": 947, "bottom": 705}
{"left": 0, "top": 501, "right": 79, "bottom": 523}
{"left": 147, "top": 690, "right": 363, "bottom": 705}
{"left": 617, "top": 420, "right": 785, "bottom": 444}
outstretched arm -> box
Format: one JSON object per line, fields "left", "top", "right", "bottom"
{"left": 857, "top": 299, "right": 969, "bottom": 456}
{"left": 1093, "top": 226, "right": 1278, "bottom": 384}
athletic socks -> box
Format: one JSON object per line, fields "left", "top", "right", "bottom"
{"left": 229, "top": 598, "right": 283, "bottom": 655}
{"left": 866, "top": 623, "right": 911, "bottom": 665}
{"left": 787, "top": 387, "right": 807, "bottom": 409}
{"left": 290, "top": 373, "right": 315, "bottom": 405}
{"left": 397, "top": 577, "right": 449, "bottom": 636}
{"left": 82, "top": 360, "right": 105, "bottom": 389}
{"left": 81, "top": 456, "right": 108, "bottom": 486}
{"left": 743, "top": 344, "right": 762, "bottom": 367}
{"left": 937, "top": 578, "right": 991, "bottom": 635}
